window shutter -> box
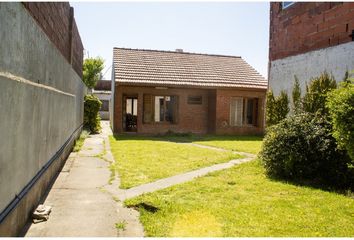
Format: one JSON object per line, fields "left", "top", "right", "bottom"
{"left": 143, "top": 94, "right": 153, "bottom": 123}
{"left": 230, "top": 97, "right": 243, "bottom": 126}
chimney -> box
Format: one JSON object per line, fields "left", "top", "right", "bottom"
{"left": 175, "top": 49, "right": 183, "bottom": 53}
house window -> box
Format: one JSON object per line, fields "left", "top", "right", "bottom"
{"left": 143, "top": 94, "right": 178, "bottom": 123}
{"left": 100, "top": 100, "right": 109, "bottom": 111}
{"left": 282, "top": 2, "right": 295, "bottom": 9}
{"left": 188, "top": 95, "right": 202, "bottom": 105}
{"left": 126, "top": 98, "right": 138, "bottom": 116}
{"left": 230, "top": 97, "right": 259, "bottom": 127}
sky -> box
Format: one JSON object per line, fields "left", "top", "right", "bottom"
{"left": 71, "top": 2, "right": 270, "bottom": 80}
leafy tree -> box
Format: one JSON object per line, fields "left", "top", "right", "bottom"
{"left": 83, "top": 57, "right": 104, "bottom": 89}
{"left": 302, "top": 72, "right": 337, "bottom": 116}
{"left": 326, "top": 73, "right": 354, "bottom": 162}
{"left": 292, "top": 76, "right": 301, "bottom": 114}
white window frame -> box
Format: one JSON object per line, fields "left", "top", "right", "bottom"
{"left": 230, "top": 97, "right": 243, "bottom": 127}
{"left": 282, "top": 2, "right": 295, "bottom": 9}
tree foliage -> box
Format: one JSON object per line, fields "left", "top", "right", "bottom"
{"left": 83, "top": 57, "right": 104, "bottom": 89}
{"left": 84, "top": 94, "right": 102, "bottom": 133}
{"left": 302, "top": 72, "right": 337, "bottom": 116}
{"left": 266, "top": 89, "right": 289, "bottom": 126}
{"left": 275, "top": 90, "right": 290, "bottom": 122}
{"left": 326, "top": 74, "right": 354, "bottom": 161}
{"left": 266, "top": 89, "right": 276, "bottom": 126}
{"left": 292, "top": 76, "right": 302, "bottom": 114}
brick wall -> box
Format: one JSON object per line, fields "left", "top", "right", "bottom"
{"left": 114, "top": 85, "right": 211, "bottom": 134}
{"left": 22, "top": 2, "right": 83, "bottom": 77}
{"left": 269, "top": 2, "right": 354, "bottom": 61}
{"left": 215, "top": 89, "right": 266, "bottom": 135}
{"left": 114, "top": 85, "right": 266, "bottom": 135}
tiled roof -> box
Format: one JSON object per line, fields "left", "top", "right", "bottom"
{"left": 113, "top": 48, "right": 267, "bottom": 89}
{"left": 94, "top": 80, "right": 111, "bottom": 91}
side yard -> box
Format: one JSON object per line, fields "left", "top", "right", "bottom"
{"left": 109, "top": 134, "right": 354, "bottom": 237}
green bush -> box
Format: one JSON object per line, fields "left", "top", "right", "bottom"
{"left": 266, "top": 89, "right": 289, "bottom": 126}
{"left": 292, "top": 76, "right": 302, "bottom": 114}
{"left": 326, "top": 78, "right": 354, "bottom": 162}
{"left": 265, "top": 89, "right": 276, "bottom": 126}
{"left": 259, "top": 113, "right": 353, "bottom": 189}
{"left": 84, "top": 94, "right": 102, "bottom": 133}
{"left": 303, "top": 72, "right": 337, "bottom": 116}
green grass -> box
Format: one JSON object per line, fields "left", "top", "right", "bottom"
{"left": 193, "top": 135, "right": 263, "bottom": 154}
{"left": 151, "top": 134, "right": 263, "bottom": 154}
{"left": 73, "top": 130, "right": 90, "bottom": 152}
{"left": 125, "top": 160, "right": 354, "bottom": 237}
{"left": 109, "top": 135, "right": 241, "bottom": 189}
{"left": 115, "top": 221, "right": 127, "bottom": 231}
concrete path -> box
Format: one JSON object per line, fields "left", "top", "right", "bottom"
{"left": 24, "top": 121, "right": 144, "bottom": 237}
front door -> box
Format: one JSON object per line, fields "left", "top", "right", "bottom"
{"left": 123, "top": 96, "right": 138, "bottom": 132}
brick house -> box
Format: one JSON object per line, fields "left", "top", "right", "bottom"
{"left": 111, "top": 48, "right": 267, "bottom": 135}
{"left": 269, "top": 2, "right": 354, "bottom": 97}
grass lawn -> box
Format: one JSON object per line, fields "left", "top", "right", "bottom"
{"left": 154, "top": 134, "right": 264, "bottom": 154}
{"left": 125, "top": 159, "right": 354, "bottom": 237}
{"left": 109, "top": 135, "right": 241, "bottom": 189}
{"left": 193, "top": 135, "right": 263, "bottom": 154}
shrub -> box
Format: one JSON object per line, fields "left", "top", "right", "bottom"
{"left": 265, "top": 90, "right": 276, "bottom": 126}
{"left": 84, "top": 94, "right": 102, "bottom": 133}
{"left": 302, "top": 72, "right": 337, "bottom": 116}
{"left": 266, "top": 89, "right": 276, "bottom": 126}
{"left": 292, "top": 76, "right": 302, "bottom": 114}
{"left": 259, "top": 113, "right": 353, "bottom": 189}
{"left": 326, "top": 77, "right": 354, "bottom": 162}
{"left": 275, "top": 90, "right": 290, "bottom": 121}
{"left": 266, "top": 90, "right": 289, "bottom": 126}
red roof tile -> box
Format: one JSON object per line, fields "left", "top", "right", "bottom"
{"left": 113, "top": 48, "right": 267, "bottom": 89}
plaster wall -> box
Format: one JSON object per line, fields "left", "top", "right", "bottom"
{"left": 269, "top": 41, "right": 354, "bottom": 97}
{"left": 0, "top": 3, "right": 85, "bottom": 233}
{"left": 93, "top": 92, "right": 111, "bottom": 120}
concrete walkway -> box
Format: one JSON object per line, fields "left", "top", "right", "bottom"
{"left": 24, "top": 121, "right": 144, "bottom": 237}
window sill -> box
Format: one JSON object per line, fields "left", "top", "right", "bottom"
{"left": 143, "top": 122, "right": 178, "bottom": 125}
{"left": 229, "top": 124, "right": 258, "bottom": 128}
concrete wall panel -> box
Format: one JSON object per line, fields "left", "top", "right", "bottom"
{"left": 269, "top": 41, "right": 354, "bottom": 97}
{"left": 0, "top": 2, "right": 85, "bottom": 227}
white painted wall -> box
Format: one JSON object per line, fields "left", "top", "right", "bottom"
{"left": 269, "top": 41, "right": 354, "bottom": 97}
{"left": 92, "top": 91, "right": 111, "bottom": 120}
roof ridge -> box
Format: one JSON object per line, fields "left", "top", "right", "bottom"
{"left": 113, "top": 47, "right": 242, "bottom": 59}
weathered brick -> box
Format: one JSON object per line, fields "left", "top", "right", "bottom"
{"left": 269, "top": 2, "right": 354, "bottom": 61}
{"left": 22, "top": 2, "right": 83, "bottom": 77}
